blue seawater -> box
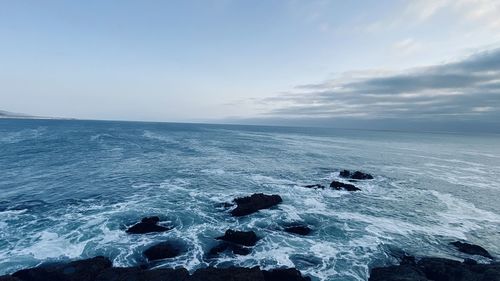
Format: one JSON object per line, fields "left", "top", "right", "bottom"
{"left": 1, "top": 119, "right": 499, "bottom": 281}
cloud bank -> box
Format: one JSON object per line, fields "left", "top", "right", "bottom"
{"left": 252, "top": 47, "right": 500, "bottom": 132}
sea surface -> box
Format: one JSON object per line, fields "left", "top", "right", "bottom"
{"left": 1, "top": 119, "right": 499, "bottom": 281}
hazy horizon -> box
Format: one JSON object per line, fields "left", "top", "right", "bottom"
{"left": 1, "top": 0, "right": 500, "bottom": 132}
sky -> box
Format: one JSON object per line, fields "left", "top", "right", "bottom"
{"left": 1, "top": 0, "right": 500, "bottom": 131}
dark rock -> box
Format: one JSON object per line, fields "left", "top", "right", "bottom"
{"left": 417, "top": 257, "right": 477, "bottom": 281}
{"left": 12, "top": 256, "right": 112, "bottom": 281}
{"left": 339, "top": 170, "right": 373, "bottom": 180}
{"left": 451, "top": 241, "right": 493, "bottom": 259}
{"left": 463, "top": 258, "right": 478, "bottom": 265}
{"left": 351, "top": 171, "right": 373, "bottom": 180}
{"left": 369, "top": 265, "right": 429, "bottom": 281}
{"left": 0, "top": 276, "right": 21, "bottom": 281}
{"left": 143, "top": 242, "right": 182, "bottom": 261}
{"left": 95, "top": 267, "right": 189, "bottom": 281}
{"left": 370, "top": 256, "right": 500, "bottom": 281}
{"left": 401, "top": 255, "right": 417, "bottom": 266}
{"left": 208, "top": 243, "right": 252, "bottom": 257}
{"left": 189, "top": 267, "right": 264, "bottom": 281}
{"left": 263, "top": 268, "right": 311, "bottom": 281}
{"left": 140, "top": 216, "right": 160, "bottom": 224}
{"left": 216, "top": 229, "right": 259, "bottom": 246}
{"left": 230, "top": 193, "right": 282, "bottom": 217}
{"left": 6, "top": 256, "right": 311, "bottom": 281}
{"left": 126, "top": 217, "right": 172, "bottom": 234}
{"left": 339, "top": 170, "right": 351, "bottom": 178}
{"left": 330, "top": 180, "right": 360, "bottom": 191}
{"left": 284, "top": 226, "right": 312, "bottom": 236}
{"left": 303, "top": 184, "right": 325, "bottom": 189}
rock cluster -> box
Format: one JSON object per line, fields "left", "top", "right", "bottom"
{"left": 1, "top": 257, "right": 311, "bottom": 281}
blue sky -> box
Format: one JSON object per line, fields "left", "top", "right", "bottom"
{"left": 1, "top": 0, "right": 499, "bottom": 130}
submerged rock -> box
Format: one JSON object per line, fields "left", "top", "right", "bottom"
{"left": 126, "top": 217, "right": 172, "bottom": 234}
{"left": 208, "top": 242, "right": 252, "bottom": 257}
{"left": 339, "top": 170, "right": 373, "bottom": 180}
{"left": 284, "top": 226, "right": 312, "bottom": 236}
{"left": 303, "top": 184, "right": 325, "bottom": 189}
{"left": 230, "top": 193, "right": 282, "bottom": 217}
{"left": 143, "top": 241, "right": 183, "bottom": 261}
{"left": 330, "top": 180, "right": 360, "bottom": 191}
{"left": 450, "top": 241, "right": 493, "bottom": 259}
{"left": 216, "top": 229, "right": 259, "bottom": 246}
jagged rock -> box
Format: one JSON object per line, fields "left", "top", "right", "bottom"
{"left": 451, "top": 241, "right": 493, "bottom": 259}
{"left": 330, "top": 180, "right": 360, "bottom": 191}
{"left": 126, "top": 217, "right": 172, "bottom": 234}
{"left": 143, "top": 242, "right": 183, "bottom": 261}
{"left": 216, "top": 229, "right": 259, "bottom": 246}
{"left": 303, "top": 184, "right": 325, "bottom": 189}
{"left": 339, "top": 170, "right": 351, "bottom": 178}
{"left": 284, "top": 226, "right": 312, "bottom": 236}
{"left": 12, "top": 256, "right": 112, "bottom": 281}
{"left": 230, "top": 193, "right": 282, "bottom": 217}
{"left": 351, "top": 171, "right": 373, "bottom": 180}
{"left": 339, "top": 170, "right": 373, "bottom": 180}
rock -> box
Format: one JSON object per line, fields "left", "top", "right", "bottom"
{"left": 451, "top": 241, "right": 493, "bottom": 259}
{"left": 216, "top": 229, "right": 259, "bottom": 246}
{"left": 339, "top": 170, "right": 351, "bottom": 178}
{"left": 303, "top": 184, "right": 325, "bottom": 189}
{"left": 339, "top": 170, "right": 373, "bottom": 180}
{"left": 95, "top": 267, "right": 189, "bottom": 281}
{"left": 417, "top": 257, "right": 477, "bottom": 281}
{"left": 230, "top": 193, "right": 282, "bottom": 217}
{"left": 263, "top": 268, "right": 311, "bottom": 281}
{"left": 0, "top": 276, "right": 21, "bottom": 281}
{"left": 189, "top": 267, "right": 264, "bottom": 281}
{"left": 329, "top": 180, "right": 360, "bottom": 191}
{"left": 189, "top": 267, "right": 310, "bottom": 281}
{"left": 5, "top": 256, "right": 311, "bottom": 281}
{"left": 12, "top": 256, "right": 112, "bottom": 281}
{"left": 208, "top": 242, "right": 252, "bottom": 257}
{"left": 143, "top": 242, "right": 183, "bottom": 261}
{"left": 369, "top": 256, "right": 500, "bottom": 281}
{"left": 140, "top": 216, "right": 160, "bottom": 224}
{"left": 463, "top": 258, "right": 478, "bottom": 265}
{"left": 351, "top": 171, "right": 373, "bottom": 180}
{"left": 369, "top": 265, "right": 429, "bottom": 281}
{"left": 126, "top": 217, "right": 172, "bottom": 234}
{"left": 284, "top": 226, "right": 312, "bottom": 236}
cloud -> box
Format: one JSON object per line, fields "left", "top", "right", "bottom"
{"left": 363, "top": 0, "right": 500, "bottom": 33}
{"left": 260, "top": 46, "right": 500, "bottom": 124}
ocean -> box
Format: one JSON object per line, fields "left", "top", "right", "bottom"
{"left": 0, "top": 119, "right": 499, "bottom": 281}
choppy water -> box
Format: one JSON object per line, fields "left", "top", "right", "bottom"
{"left": 1, "top": 119, "right": 499, "bottom": 281}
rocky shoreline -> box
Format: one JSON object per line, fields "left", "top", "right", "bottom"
{"left": 2, "top": 169, "right": 498, "bottom": 281}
